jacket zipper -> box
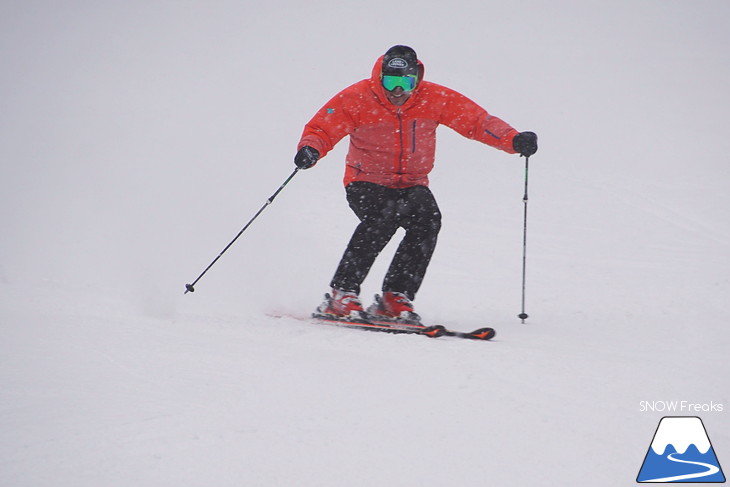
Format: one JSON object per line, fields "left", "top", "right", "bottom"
{"left": 396, "top": 109, "right": 404, "bottom": 187}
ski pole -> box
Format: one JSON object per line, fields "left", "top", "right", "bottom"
{"left": 184, "top": 168, "right": 300, "bottom": 294}
{"left": 518, "top": 156, "right": 530, "bottom": 323}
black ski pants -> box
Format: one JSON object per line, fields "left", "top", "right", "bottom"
{"left": 330, "top": 182, "right": 442, "bottom": 300}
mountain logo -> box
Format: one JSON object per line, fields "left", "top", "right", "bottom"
{"left": 637, "top": 416, "right": 725, "bottom": 483}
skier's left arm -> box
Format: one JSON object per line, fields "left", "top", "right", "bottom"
{"left": 438, "top": 87, "right": 537, "bottom": 156}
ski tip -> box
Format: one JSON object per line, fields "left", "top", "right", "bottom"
{"left": 467, "top": 327, "right": 496, "bottom": 340}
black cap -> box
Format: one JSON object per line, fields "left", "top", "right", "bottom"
{"left": 382, "top": 45, "right": 418, "bottom": 76}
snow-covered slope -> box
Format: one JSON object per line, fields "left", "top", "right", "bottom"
{"left": 1, "top": 1, "right": 728, "bottom": 486}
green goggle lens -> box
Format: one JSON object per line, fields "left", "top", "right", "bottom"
{"left": 382, "top": 74, "right": 417, "bottom": 92}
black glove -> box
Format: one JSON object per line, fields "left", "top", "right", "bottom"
{"left": 294, "top": 146, "right": 320, "bottom": 169}
{"left": 512, "top": 131, "right": 538, "bottom": 157}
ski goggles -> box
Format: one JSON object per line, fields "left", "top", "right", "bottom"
{"left": 381, "top": 74, "right": 418, "bottom": 92}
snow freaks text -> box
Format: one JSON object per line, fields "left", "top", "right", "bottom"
{"left": 639, "top": 401, "right": 724, "bottom": 413}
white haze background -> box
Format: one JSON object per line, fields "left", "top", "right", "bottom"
{"left": 1, "top": 1, "right": 728, "bottom": 486}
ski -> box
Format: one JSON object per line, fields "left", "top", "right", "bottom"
{"left": 310, "top": 313, "right": 496, "bottom": 341}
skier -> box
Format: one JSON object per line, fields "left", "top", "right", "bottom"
{"left": 294, "top": 45, "right": 537, "bottom": 323}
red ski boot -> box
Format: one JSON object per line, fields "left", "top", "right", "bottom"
{"left": 314, "top": 289, "right": 367, "bottom": 321}
{"left": 367, "top": 291, "right": 421, "bottom": 324}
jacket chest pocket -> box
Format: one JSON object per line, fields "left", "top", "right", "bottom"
{"left": 409, "top": 119, "right": 438, "bottom": 155}
{"left": 411, "top": 121, "right": 417, "bottom": 153}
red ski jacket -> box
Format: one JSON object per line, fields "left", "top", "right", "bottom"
{"left": 298, "top": 55, "right": 519, "bottom": 188}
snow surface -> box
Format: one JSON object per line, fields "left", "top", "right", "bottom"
{"left": 1, "top": 1, "right": 729, "bottom": 486}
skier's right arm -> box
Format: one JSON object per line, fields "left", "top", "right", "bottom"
{"left": 295, "top": 84, "right": 360, "bottom": 167}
